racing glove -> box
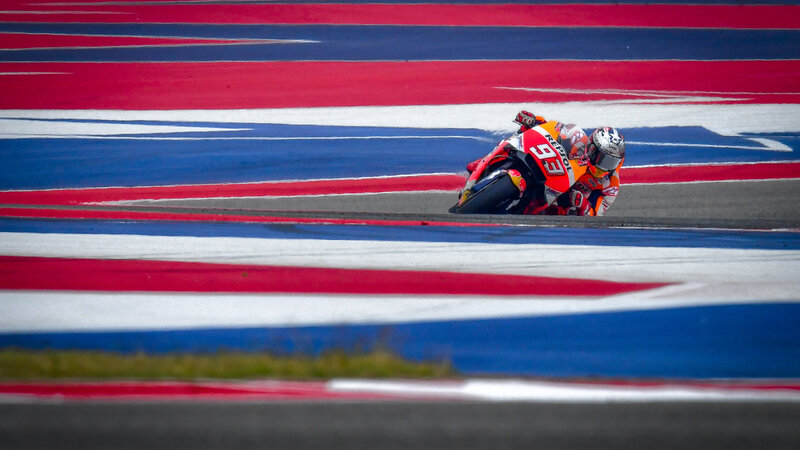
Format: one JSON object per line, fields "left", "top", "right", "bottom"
{"left": 569, "top": 190, "right": 593, "bottom": 216}
{"left": 514, "top": 110, "right": 546, "bottom": 131}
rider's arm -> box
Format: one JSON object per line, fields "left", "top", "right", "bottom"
{"left": 586, "top": 174, "right": 620, "bottom": 216}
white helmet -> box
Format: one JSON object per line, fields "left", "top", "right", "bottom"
{"left": 587, "top": 127, "right": 625, "bottom": 176}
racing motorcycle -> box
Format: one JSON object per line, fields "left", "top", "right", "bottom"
{"left": 450, "top": 125, "right": 587, "bottom": 214}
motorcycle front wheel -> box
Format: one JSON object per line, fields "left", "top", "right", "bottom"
{"left": 450, "top": 173, "right": 520, "bottom": 214}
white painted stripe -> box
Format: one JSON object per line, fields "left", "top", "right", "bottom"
{"left": 0, "top": 172, "right": 457, "bottom": 193}
{"left": 625, "top": 160, "right": 799, "bottom": 169}
{"left": 2, "top": 103, "right": 798, "bottom": 134}
{"left": 2, "top": 287, "right": 799, "bottom": 333}
{"left": 496, "top": 86, "right": 800, "bottom": 97}
{"left": 327, "top": 379, "right": 800, "bottom": 403}
{"left": 626, "top": 139, "right": 792, "bottom": 152}
{"left": 0, "top": 72, "right": 70, "bottom": 76}
{"left": 0, "top": 119, "right": 248, "bottom": 137}
{"left": 496, "top": 87, "right": 741, "bottom": 104}
{"left": 1, "top": 231, "right": 798, "bottom": 331}
{"left": 0, "top": 10, "right": 124, "bottom": 15}
{"left": 0, "top": 291, "right": 621, "bottom": 332}
{"left": 0, "top": 31, "right": 284, "bottom": 40}
{"left": 1, "top": 232, "right": 797, "bottom": 284}
{"left": 0, "top": 134, "right": 489, "bottom": 141}
{"left": 624, "top": 178, "right": 800, "bottom": 186}
{"left": 0, "top": 41, "right": 314, "bottom": 52}
{"left": 105, "top": 189, "right": 460, "bottom": 204}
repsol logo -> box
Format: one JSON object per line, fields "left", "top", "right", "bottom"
{"left": 544, "top": 133, "right": 564, "bottom": 154}
{"left": 544, "top": 132, "right": 573, "bottom": 174}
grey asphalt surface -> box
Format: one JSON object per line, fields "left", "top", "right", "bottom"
{"left": 129, "top": 178, "right": 800, "bottom": 229}
{"left": 2, "top": 401, "right": 800, "bottom": 450}
{"left": 2, "top": 178, "right": 800, "bottom": 448}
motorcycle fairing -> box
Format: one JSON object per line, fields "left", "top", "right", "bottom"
{"left": 523, "top": 126, "right": 582, "bottom": 204}
{"left": 456, "top": 123, "right": 587, "bottom": 211}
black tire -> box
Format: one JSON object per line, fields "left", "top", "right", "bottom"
{"left": 452, "top": 174, "right": 519, "bottom": 214}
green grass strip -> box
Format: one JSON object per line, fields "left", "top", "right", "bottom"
{"left": 0, "top": 348, "right": 455, "bottom": 380}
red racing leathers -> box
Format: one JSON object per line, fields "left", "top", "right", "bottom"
{"left": 560, "top": 167, "right": 621, "bottom": 216}
{"left": 468, "top": 111, "right": 622, "bottom": 217}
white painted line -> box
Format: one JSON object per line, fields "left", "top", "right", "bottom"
{"left": 0, "top": 119, "right": 248, "bottom": 137}
{"left": 626, "top": 139, "right": 792, "bottom": 152}
{"left": 328, "top": 379, "right": 800, "bottom": 403}
{"left": 0, "top": 134, "right": 488, "bottom": 141}
{"left": 0, "top": 72, "right": 70, "bottom": 76}
{"left": 0, "top": 172, "right": 458, "bottom": 193}
{"left": 0, "top": 10, "right": 124, "bottom": 15}
{"left": 0, "top": 231, "right": 798, "bottom": 332}
{"left": 2, "top": 103, "right": 798, "bottom": 134}
{"left": 0, "top": 291, "right": 598, "bottom": 332}
{"left": 2, "top": 285, "right": 798, "bottom": 333}
{"left": 2, "top": 232, "right": 797, "bottom": 284}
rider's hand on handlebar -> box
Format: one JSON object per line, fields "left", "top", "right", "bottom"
{"left": 570, "top": 190, "right": 592, "bottom": 216}
{"left": 514, "top": 110, "right": 545, "bottom": 130}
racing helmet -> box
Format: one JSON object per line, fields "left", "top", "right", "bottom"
{"left": 586, "top": 127, "right": 625, "bottom": 177}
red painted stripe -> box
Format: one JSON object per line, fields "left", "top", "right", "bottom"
{"left": 0, "top": 207, "right": 483, "bottom": 227}
{"left": 0, "top": 32, "right": 256, "bottom": 50}
{"left": 624, "top": 162, "right": 800, "bottom": 184}
{"left": 0, "top": 381, "right": 393, "bottom": 401}
{"left": 0, "top": 4, "right": 796, "bottom": 29}
{"left": 1, "top": 60, "right": 798, "bottom": 109}
{"left": 0, "top": 174, "right": 466, "bottom": 206}
{"left": 0, "top": 256, "right": 669, "bottom": 296}
{"left": 1, "top": 163, "right": 795, "bottom": 211}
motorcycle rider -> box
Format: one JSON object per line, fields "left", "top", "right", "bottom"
{"left": 468, "top": 110, "right": 625, "bottom": 216}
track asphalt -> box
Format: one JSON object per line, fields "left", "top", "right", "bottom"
{"left": 128, "top": 179, "right": 800, "bottom": 229}
{"left": 2, "top": 402, "right": 799, "bottom": 450}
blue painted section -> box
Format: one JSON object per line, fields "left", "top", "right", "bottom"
{"left": 3, "top": 218, "right": 799, "bottom": 250}
{"left": 2, "top": 303, "right": 799, "bottom": 378}
{"left": 625, "top": 128, "right": 800, "bottom": 166}
{"left": 1, "top": 122, "right": 798, "bottom": 190}
{"left": 0, "top": 130, "right": 494, "bottom": 190}
{"left": 1, "top": 24, "right": 799, "bottom": 62}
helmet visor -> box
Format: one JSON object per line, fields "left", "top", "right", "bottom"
{"left": 593, "top": 151, "right": 623, "bottom": 173}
